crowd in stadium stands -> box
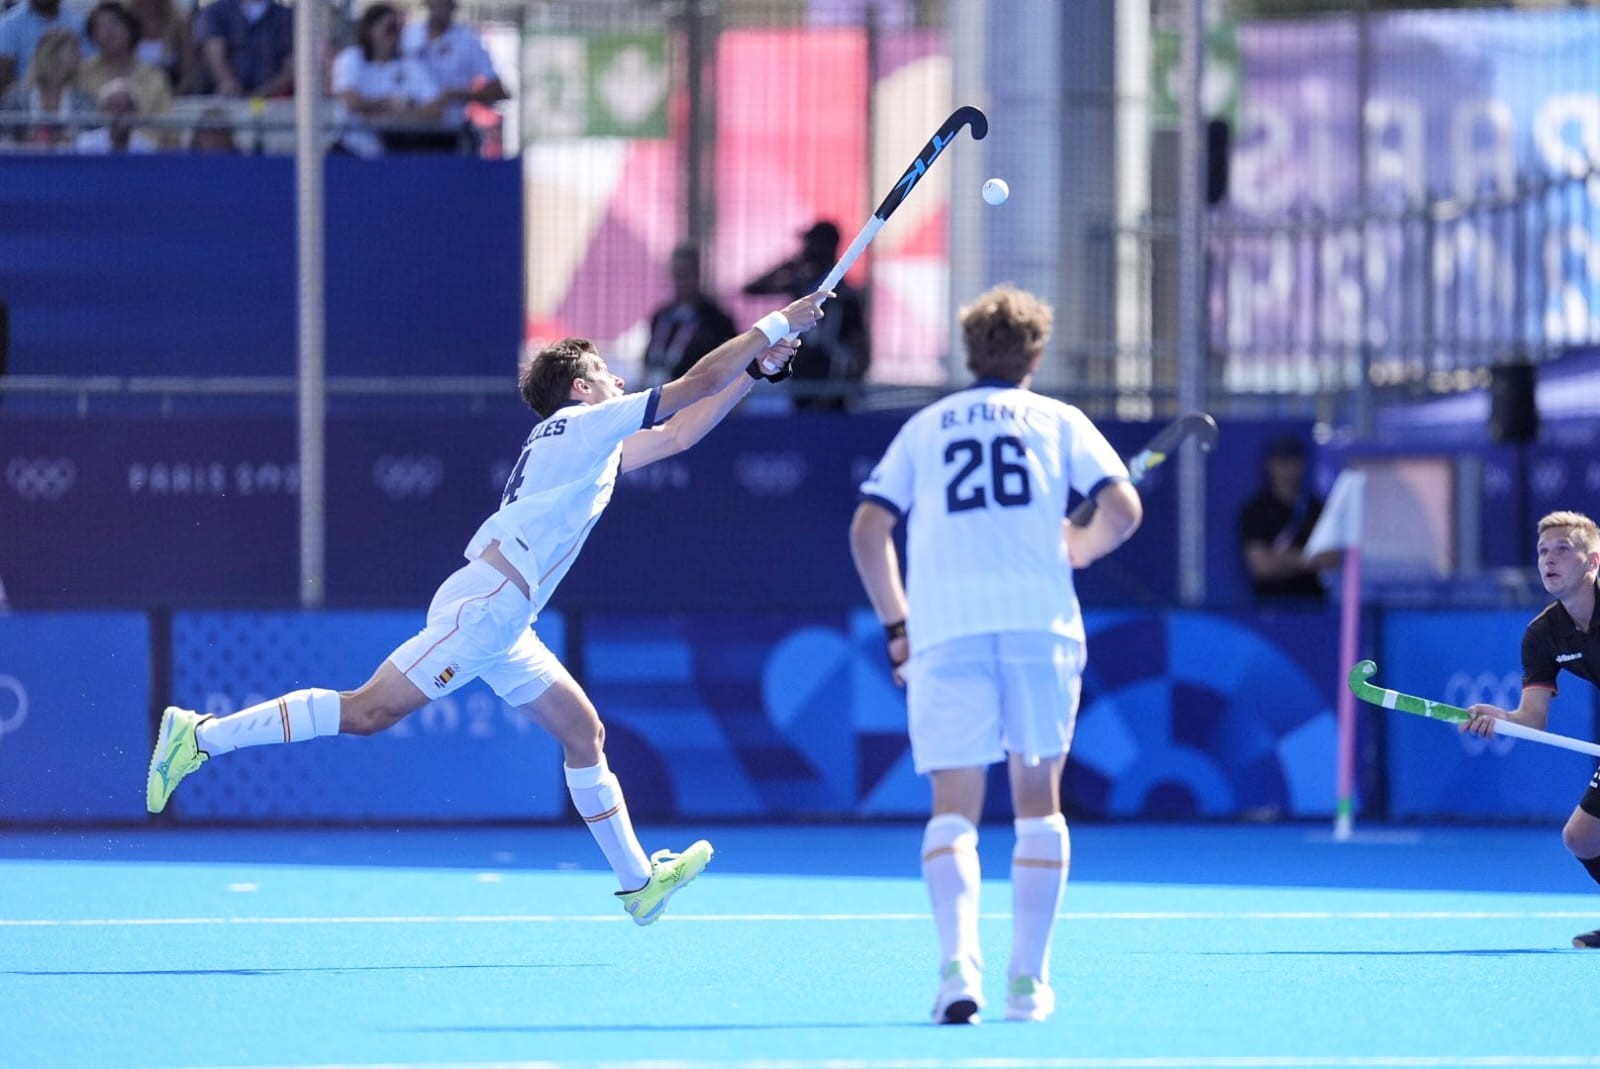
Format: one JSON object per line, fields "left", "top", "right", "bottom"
{"left": 0, "top": 0, "right": 506, "bottom": 154}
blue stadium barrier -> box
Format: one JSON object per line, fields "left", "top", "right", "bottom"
{"left": 1380, "top": 609, "right": 1600, "bottom": 820}
{"left": 0, "top": 612, "right": 151, "bottom": 822}
{"left": 167, "top": 610, "right": 568, "bottom": 823}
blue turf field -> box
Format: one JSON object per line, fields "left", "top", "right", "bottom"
{"left": 2, "top": 823, "right": 1598, "bottom": 1069}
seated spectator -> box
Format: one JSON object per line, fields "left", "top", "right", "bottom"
{"left": 0, "top": 26, "right": 96, "bottom": 149}
{"left": 126, "top": 0, "right": 197, "bottom": 94}
{"left": 188, "top": 104, "right": 237, "bottom": 152}
{"left": 331, "top": 2, "right": 445, "bottom": 156}
{"left": 0, "top": 0, "right": 90, "bottom": 95}
{"left": 193, "top": 0, "right": 293, "bottom": 98}
{"left": 400, "top": 0, "right": 505, "bottom": 137}
{"left": 74, "top": 75, "right": 157, "bottom": 152}
{"left": 78, "top": 2, "right": 171, "bottom": 132}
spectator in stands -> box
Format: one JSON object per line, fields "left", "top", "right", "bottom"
{"left": 78, "top": 2, "right": 170, "bottom": 129}
{"left": 1237, "top": 433, "right": 1336, "bottom": 602}
{"left": 401, "top": 0, "right": 506, "bottom": 140}
{"left": 74, "top": 75, "right": 156, "bottom": 152}
{"left": 187, "top": 104, "right": 236, "bottom": 152}
{"left": 193, "top": 0, "right": 292, "bottom": 98}
{"left": 641, "top": 243, "right": 738, "bottom": 387}
{"left": 331, "top": 2, "right": 446, "bottom": 155}
{"left": 0, "top": 26, "right": 95, "bottom": 149}
{"left": 0, "top": 0, "right": 88, "bottom": 95}
{"left": 743, "top": 219, "right": 870, "bottom": 410}
{"left": 125, "top": 0, "right": 196, "bottom": 94}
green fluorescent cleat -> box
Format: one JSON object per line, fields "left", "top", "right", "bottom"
{"left": 615, "top": 840, "right": 714, "bottom": 926}
{"left": 146, "top": 706, "right": 209, "bottom": 814}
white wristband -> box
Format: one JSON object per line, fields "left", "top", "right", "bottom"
{"left": 753, "top": 311, "right": 790, "bottom": 346}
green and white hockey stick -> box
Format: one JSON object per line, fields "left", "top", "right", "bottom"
{"left": 1347, "top": 659, "right": 1600, "bottom": 758}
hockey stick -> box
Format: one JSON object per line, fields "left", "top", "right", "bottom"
{"left": 1347, "top": 659, "right": 1600, "bottom": 758}
{"left": 791, "top": 106, "right": 988, "bottom": 336}
{"left": 1067, "top": 411, "right": 1219, "bottom": 525}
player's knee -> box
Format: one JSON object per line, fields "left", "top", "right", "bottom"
{"left": 341, "top": 698, "right": 401, "bottom": 736}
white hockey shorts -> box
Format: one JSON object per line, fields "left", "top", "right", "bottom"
{"left": 903, "top": 631, "right": 1086, "bottom": 774}
{"left": 388, "top": 558, "right": 561, "bottom": 707}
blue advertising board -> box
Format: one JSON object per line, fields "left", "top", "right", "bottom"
{"left": 168, "top": 611, "right": 566, "bottom": 822}
{"left": 0, "top": 613, "right": 150, "bottom": 822}
{"left": 2, "top": 411, "right": 1272, "bottom": 613}
{"left": 581, "top": 606, "right": 1345, "bottom": 821}
{"left": 1381, "top": 609, "right": 1597, "bottom": 820}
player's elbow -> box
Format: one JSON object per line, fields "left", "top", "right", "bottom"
{"left": 1099, "top": 484, "right": 1143, "bottom": 541}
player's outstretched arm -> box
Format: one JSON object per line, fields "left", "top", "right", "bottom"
{"left": 1065, "top": 481, "right": 1143, "bottom": 569}
{"left": 655, "top": 293, "right": 827, "bottom": 422}
{"left": 620, "top": 339, "right": 801, "bottom": 473}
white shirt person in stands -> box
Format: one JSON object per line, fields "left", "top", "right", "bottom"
{"left": 330, "top": 1, "right": 443, "bottom": 155}
{"left": 147, "top": 290, "right": 829, "bottom": 927}
{"left": 401, "top": 0, "right": 507, "bottom": 130}
{"left": 849, "top": 284, "right": 1142, "bottom": 1026}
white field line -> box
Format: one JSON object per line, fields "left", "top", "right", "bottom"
{"left": 5, "top": 909, "right": 1599, "bottom": 928}
{"left": 161, "top": 1055, "right": 1600, "bottom": 1069}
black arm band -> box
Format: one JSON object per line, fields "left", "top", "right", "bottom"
{"left": 883, "top": 620, "right": 907, "bottom": 641}
{"left": 746, "top": 358, "right": 793, "bottom": 384}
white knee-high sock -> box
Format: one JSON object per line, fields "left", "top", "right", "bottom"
{"left": 195, "top": 689, "right": 342, "bottom": 756}
{"left": 1009, "top": 813, "right": 1070, "bottom": 982}
{"left": 922, "top": 813, "right": 982, "bottom": 968}
{"left": 565, "top": 760, "right": 652, "bottom": 891}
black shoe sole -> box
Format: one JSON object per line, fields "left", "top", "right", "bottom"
{"left": 939, "top": 998, "right": 980, "bottom": 1025}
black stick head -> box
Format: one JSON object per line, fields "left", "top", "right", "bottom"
{"left": 948, "top": 105, "right": 988, "bottom": 142}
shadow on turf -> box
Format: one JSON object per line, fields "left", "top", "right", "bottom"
{"left": 393, "top": 1023, "right": 917, "bottom": 1033}
{"left": 1203, "top": 949, "right": 1573, "bottom": 956}
{"left": 3, "top": 963, "right": 605, "bottom": 976}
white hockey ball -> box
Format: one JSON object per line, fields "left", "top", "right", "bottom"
{"left": 981, "top": 177, "right": 1009, "bottom": 205}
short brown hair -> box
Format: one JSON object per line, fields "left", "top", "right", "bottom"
{"left": 520, "top": 337, "right": 601, "bottom": 418}
{"left": 1537, "top": 511, "right": 1600, "bottom": 557}
{"left": 959, "top": 284, "right": 1053, "bottom": 384}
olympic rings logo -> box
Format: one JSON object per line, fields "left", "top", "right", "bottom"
{"left": 733, "top": 451, "right": 808, "bottom": 497}
{"left": 0, "top": 675, "right": 29, "bottom": 749}
{"left": 5, "top": 457, "right": 77, "bottom": 501}
{"left": 373, "top": 455, "right": 444, "bottom": 500}
{"left": 1443, "top": 670, "right": 1522, "bottom": 756}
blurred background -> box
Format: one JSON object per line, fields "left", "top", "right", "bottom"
{"left": 2, "top": 0, "right": 1598, "bottom": 832}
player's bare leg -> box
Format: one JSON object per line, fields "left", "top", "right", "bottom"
{"left": 925, "top": 766, "right": 986, "bottom": 1023}
{"left": 1563, "top": 807, "right": 1600, "bottom": 947}
{"left": 1004, "top": 752, "right": 1068, "bottom": 1021}
{"left": 518, "top": 674, "right": 711, "bottom": 925}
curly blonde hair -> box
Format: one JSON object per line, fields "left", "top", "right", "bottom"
{"left": 959, "top": 284, "right": 1053, "bottom": 384}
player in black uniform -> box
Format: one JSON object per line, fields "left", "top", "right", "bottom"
{"left": 1461, "top": 510, "right": 1600, "bottom": 947}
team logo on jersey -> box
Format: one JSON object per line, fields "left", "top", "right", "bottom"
{"left": 1557, "top": 652, "right": 1584, "bottom": 663}
{"left": 433, "top": 664, "right": 459, "bottom": 689}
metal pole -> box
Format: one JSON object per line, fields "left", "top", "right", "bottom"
{"left": 947, "top": 0, "right": 986, "bottom": 384}
{"left": 1176, "top": 0, "right": 1206, "bottom": 605}
{"left": 295, "top": 0, "right": 327, "bottom": 608}
{"left": 684, "top": 0, "right": 708, "bottom": 244}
